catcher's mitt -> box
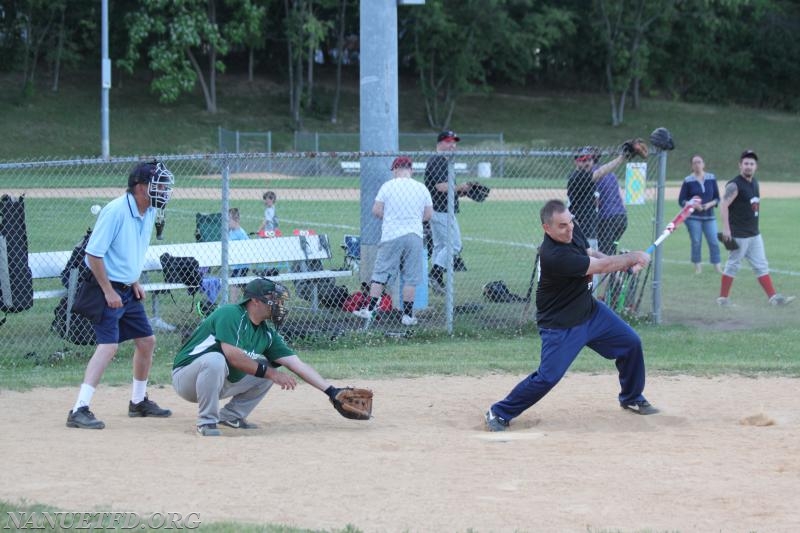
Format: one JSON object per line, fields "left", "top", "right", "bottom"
{"left": 621, "top": 138, "right": 649, "bottom": 160}
{"left": 649, "top": 127, "right": 675, "bottom": 151}
{"left": 327, "top": 386, "right": 373, "bottom": 420}
{"left": 717, "top": 233, "right": 739, "bottom": 251}
{"left": 466, "top": 182, "right": 491, "bottom": 202}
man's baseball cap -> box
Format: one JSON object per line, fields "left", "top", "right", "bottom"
{"left": 128, "top": 162, "right": 155, "bottom": 188}
{"left": 574, "top": 146, "right": 599, "bottom": 162}
{"left": 239, "top": 278, "right": 278, "bottom": 305}
{"left": 740, "top": 149, "right": 758, "bottom": 161}
{"left": 391, "top": 156, "right": 413, "bottom": 170}
{"left": 437, "top": 130, "right": 460, "bottom": 143}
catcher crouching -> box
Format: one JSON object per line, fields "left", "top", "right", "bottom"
{"left": 172, "top": 278, "right": 372, "bottom": 436}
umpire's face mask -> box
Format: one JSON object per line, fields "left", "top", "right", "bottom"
{"left": 148, "top": 162, "right": 174, "bottom": 209}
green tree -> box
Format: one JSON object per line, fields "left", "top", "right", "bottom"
{"left": 404, "top": 0, "right": 574, "bottom": 130}
{"left": 224, "top": 0, "right": 269, "bottom": 82}
{"left": 120, "top": 0, "right": 230, "bottom": 113}
{"left": 594, "top": 0, "right": 675, "bottom": 126}
{"left": 17, "top": 0, "right": 64, "bottom": 96}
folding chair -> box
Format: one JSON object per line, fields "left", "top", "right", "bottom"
{"left": 341, "top": 234, "right": 360, "bottom": 273}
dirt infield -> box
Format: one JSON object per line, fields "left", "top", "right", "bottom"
{"left": 6, "top": 181, "right": 800, "bottom": 201}
{"left": 1, "top": 374, "right": 797, "bottom": 532}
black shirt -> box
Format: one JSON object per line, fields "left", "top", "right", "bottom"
{"left": 536, "top": 223, "right": 595, "bottom": 329}
{"left": 425, "top": 154, "right": 459, "bottom": 213}
{"left": 728, "top": 175, "right": 760, "bottom": 238}
{"left": 567, "top": 168, "right": 597, "bottom": 239}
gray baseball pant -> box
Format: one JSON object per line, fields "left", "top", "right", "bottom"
{"left": 172, "top": 351, "right": 272, "bottom": 426}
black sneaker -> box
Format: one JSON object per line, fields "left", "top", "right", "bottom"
{"left": 197, "top": 423, "right": 221, "bottom": 436}
{"left": 484, "top": 409, "right": 509, "bottom": 432}
{"left": 429, "top": 277, "right": 445, "bottom": 295}
{"left": 219, "top": 418, "right": 258, "bottom": 429}
{"left": 128, "top": 396, "right": 172, "bottom": 418}
{"left": 66, "top": 406, "right": 105, "bottom": 429}
{"left": 621, "top": 400, "right": 660, "bottom": 415}
{"left": 453, "top": 256, "right": 467, "bottom": 272}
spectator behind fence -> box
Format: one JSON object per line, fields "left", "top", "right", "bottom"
{"left": 567, "top": 146, "right": 626, "bottom": 251}
{"left": 354, "top": 156, "right": 433, "bottom": 326}
{"left": 678, "top": 155, "right": 722, "bottom": 274}
{"left": 228, "top": 207, "right": 249, "bottom": 302}
{"left": 257, "top": 191, "right": 279, "bottom": 234}
{"left": 595, "top": 158, "right": 628, "bottom": 256}
{"left": 425, "top": 130, "right": 472, "bottom": 294}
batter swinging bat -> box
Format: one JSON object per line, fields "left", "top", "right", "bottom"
{"left": 645, "top": 203, "right": 695, "bottom": 254}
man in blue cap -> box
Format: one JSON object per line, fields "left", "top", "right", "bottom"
{"left": 66, "top": 160, "right": 175, "bottom": 430}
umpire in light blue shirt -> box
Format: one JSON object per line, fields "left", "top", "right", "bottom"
{"left": 66, "top": 160, "right": 175, "bottom": 430}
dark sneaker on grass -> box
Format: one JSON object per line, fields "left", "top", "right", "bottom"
{"left": 429, "top": 278, "right": 445, "bottom": 295}
{"left": 219, "top": 418, "right": 258, "bottom": 429}
{"left": 66, "top": 406, "right": 105, "bottom": 429}
{"left": 484, "top": 409, "right": 509, "bottom": 432}
{"left": 128, "top": 396, "right": 172, "bottom": 418}
{"left": 197, "top": 423, "right": 221, "bottom": 436}
{"left": 621, "top": 400, "right": 659, "bottom": 415}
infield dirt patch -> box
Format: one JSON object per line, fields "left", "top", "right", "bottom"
{"left": 1, "top": 374, "right": 797, "bottom": 532}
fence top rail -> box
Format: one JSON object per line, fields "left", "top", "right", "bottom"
{"left": 1, "top": 147, "right": 662, "bottom": 169}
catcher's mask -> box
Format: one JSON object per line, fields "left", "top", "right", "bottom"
{"left": 128, "top": 160, "right": 174, "bottom": 210}
{"left": 649, "top": 127, "right": 675, "bottom": 151}
{"left": 241, "top": 278, "right": 290, "bottom": 328}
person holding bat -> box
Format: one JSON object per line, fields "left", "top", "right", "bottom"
{"left": 717, "top": 150, "right": 794, "bottom": 307}
{"left": 485, "top": 199, "right": 658, "bottom": 432}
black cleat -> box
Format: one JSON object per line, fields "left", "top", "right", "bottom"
{"left": 66, "top": 406, "right": 105, "bottom": 429}
{"left": 128, "top": 396, "right": 172, "bottom": 418}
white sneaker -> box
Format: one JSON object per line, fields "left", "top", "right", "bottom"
{"left": 352, "top": 308, "right": 375, "bottom": 320}
{"left": 769, "top": 294, "right": 795, "bottom": 306}
{"left": 716, "top": 297, "right": 733, "bottom": 307}
{"left": 401, "top": 315, "right": 418, "bottom": 326}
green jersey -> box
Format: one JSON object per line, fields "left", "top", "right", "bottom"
{"left": 173, "top": 303, "right": 295, "bottom": 383}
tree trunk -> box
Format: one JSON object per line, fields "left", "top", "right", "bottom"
{"left": 306, "top": 41, "right": 314, "bottom": 110}
{"left": 606, "top": 62, "right": 621, "bottom": 126}
{"left": 294, "top": 53, "right": 304, "bottom": 129}
{"left": 248, "top": 47, "right": 254, "bottom": 82}
{"left": 330, "top": 0, "right": 347, "bottom": 124}
{"left": 51, "top": 3, "right": 66, "bottom": 92}
{"left": 187, "top": 48, "right": 215, "bottom": 113}
{"left": 21, "top": 5, "right": 56, "bottom": 96}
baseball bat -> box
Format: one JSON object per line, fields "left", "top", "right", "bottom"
{"left": 645, "top": 203, "right": 695, "bottom": 254}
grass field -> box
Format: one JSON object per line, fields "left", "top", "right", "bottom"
{"left": 2, "top": 70, "right": 800, "bottom": 182}
{"left": 1, "top": 70, "right": 799, "bottom": 533}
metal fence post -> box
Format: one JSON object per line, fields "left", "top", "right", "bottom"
{"left": 220, "top": 157, "right": 231, "bottom": 305}
{"left": 651, "top": 150, "right": 668, "bottom": 324}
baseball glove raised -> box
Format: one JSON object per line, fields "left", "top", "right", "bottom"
{"left": 327, "top": 386, "right": 373, "bottom": 420}
{"left": 466, "top": 182, "right": 491, "bottom": 202}
{"left": 717, "top": 233, "right": 739, "bottom": 251}
{"left": 621, "top": 138, "right": 649, "bottom": 160}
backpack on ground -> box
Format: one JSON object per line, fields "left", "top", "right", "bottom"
{"left": 51, "top": 296, "right": 96, "bottom": 345}
{"left": 483, "top": 280, "right": 525, "bottom": 303}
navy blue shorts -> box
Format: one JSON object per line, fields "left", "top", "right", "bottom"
{"left": 92, "top": 286, "right": 154, "bottom": 344}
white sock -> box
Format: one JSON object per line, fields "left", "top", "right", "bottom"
{"left": 73, "top": 384, "right": 95, "bottom": 412}
{"left": 131, "top": 379, "right": 148, "bottom": 404}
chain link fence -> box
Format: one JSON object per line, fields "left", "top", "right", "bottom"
{"left": 0, "top": 148, "right": 664, "bottom": 360}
